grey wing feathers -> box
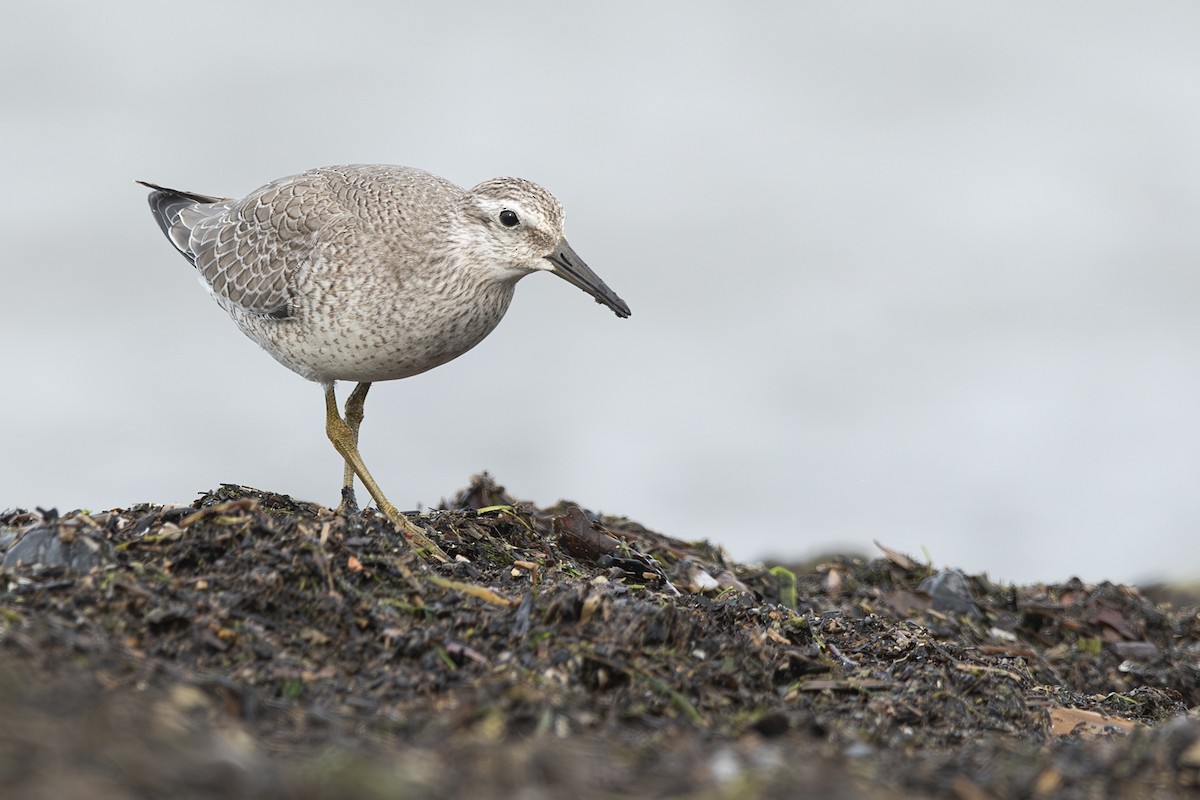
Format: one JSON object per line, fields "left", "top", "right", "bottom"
{"left": 138, "top": 176, "right": 335, "bottom": 319}
{"left": 137, "top": 181, "right": 224, "bottom": 244}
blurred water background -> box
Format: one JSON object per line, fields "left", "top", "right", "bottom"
{"left": 3, "top": 1, "right": 1199, "bottom": 584}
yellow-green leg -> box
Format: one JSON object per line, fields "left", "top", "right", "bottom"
{"left": 336, "top": 382, "right": 372, "bottom": 515}
{"left": 324, "top": 383, "right": 448, "bottom": 562}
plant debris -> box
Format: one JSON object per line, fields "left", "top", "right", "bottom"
{"left": 2, "top": 473, "right": 1199, "bottom": 798}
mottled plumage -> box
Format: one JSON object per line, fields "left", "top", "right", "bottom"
{"left": 138, "top": 164, "right": 629, "bottom": 559}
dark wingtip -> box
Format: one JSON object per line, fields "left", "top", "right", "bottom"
{"left": 136, "top": 180, "right": 220, "bottom": 242}
{"left": 135, "top": 180, "right": 219, "bottom": 204}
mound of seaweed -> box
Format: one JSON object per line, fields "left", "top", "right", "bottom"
{"left": 2, "top": 474, "right": 1199, "bottom": 798}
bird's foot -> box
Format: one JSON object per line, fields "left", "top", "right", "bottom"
{"left": 336, "top": 485, "right": 360, "bottom": 518}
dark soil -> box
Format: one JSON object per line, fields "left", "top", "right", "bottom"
{"left": 3, "top": 474, "right": 1200, "bottom": 798}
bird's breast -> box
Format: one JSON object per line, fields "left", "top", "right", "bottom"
{"left": 235, "top": 266, "right": 517, "bottom": 384}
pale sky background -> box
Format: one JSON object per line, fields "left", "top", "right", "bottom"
{"left": 3, "top": 1, "right": 1199, "bottom": 585}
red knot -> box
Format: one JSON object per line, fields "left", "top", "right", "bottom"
{"left": 137, "top": 165, "right": 630, "bottom": 560}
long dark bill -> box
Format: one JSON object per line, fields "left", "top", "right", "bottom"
{"left": 545, "top": 239, "right": 631, "bottom": 319}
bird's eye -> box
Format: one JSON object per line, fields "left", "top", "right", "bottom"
{"left": 498, "top": 209, "right": 520, "bottom": 228}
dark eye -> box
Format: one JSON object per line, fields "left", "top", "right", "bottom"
{"left": 498, "top": 209, "right": 520, "bottom": 228}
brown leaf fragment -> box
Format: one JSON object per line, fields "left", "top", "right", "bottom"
{"left": 715, "top": 570, "right": 750, "bottom": 594}
{"left": 874, "top": 540, "right": 916, "bottom": 570}
{"left": 1048, "top": 706, "right": 1140, "bottom": 737}
{"left": 1094, "top": 607, "right": 1138, "bottom": 641}
{"left": 553, "top": 505, "right": 620, "bottom": 562}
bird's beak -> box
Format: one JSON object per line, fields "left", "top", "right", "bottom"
{"left": 544, "top": 239, "right": 631, "bottom": 319}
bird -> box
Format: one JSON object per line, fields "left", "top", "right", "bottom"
{"left": 137, "top": 165, "right": 630, "bottom": 561}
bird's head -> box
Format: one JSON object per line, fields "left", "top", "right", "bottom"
{"left": 459, "top": 177, "right": 630, "bottom": 318}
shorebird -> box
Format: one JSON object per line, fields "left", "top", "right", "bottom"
{"left": 138, "top": 165, "right": 630, "bottom": 560}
